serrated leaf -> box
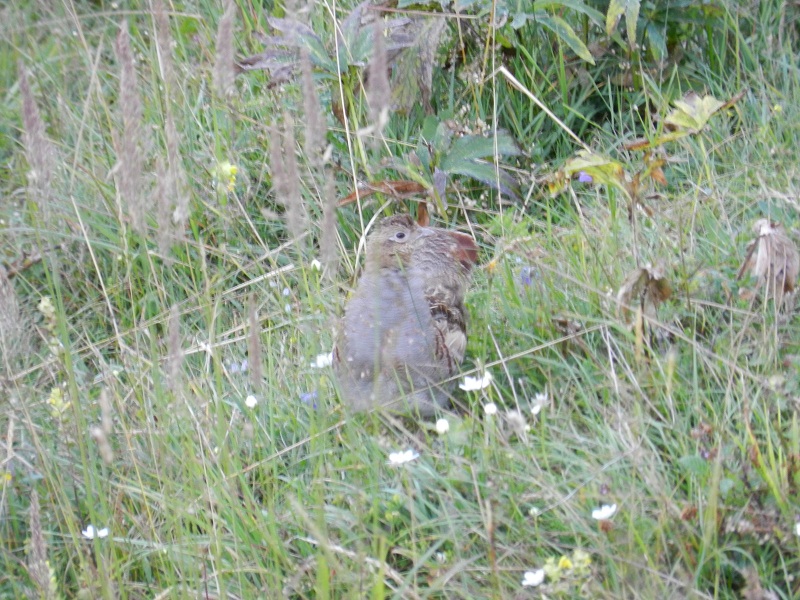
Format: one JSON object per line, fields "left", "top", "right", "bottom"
{"left": 564, "top": 150, "right": 625, "bottom": 187}
{"left": 440, "top": 133, "right": 521, "bottom": 172}
{"left": 445, "top": 161, "right": 519, "bottom": 198}
{"left": 265, "top": 17, "right": 334, "bottom": 72}
{"left": 664, "top": 93, "right": 726, "bottom": 132}
{"left": 537, "top": 14, "right": 595, "bottom": 64}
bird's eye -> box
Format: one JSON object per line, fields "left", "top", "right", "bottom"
{"left": 394, "top": 232, "right": 406, "bottom": 240}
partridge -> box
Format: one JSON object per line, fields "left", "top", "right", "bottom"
{"left": 333, "top": 214, "right": 479, "bottom": 415}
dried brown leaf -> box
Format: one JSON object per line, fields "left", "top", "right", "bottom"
{"left": 737, "top": 219, "right": 799, "bottom": 309}
{"left": 617, "top": 262, "right": 671, "bottom": 323}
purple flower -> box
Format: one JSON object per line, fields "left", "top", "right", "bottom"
{"left": 300, "top": 390, "right": 318, "bottom": 409}
{"left": 577, "top": 171, "right": 593, "bottom": 183}
{"left": 520, "top": 266, "right": 533, "bottom": 287}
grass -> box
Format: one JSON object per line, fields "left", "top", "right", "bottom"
{"left": 2, "top": 0, "right": 800, "bottom": 598}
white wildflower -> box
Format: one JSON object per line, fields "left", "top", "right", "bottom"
{"left": 459, "top": 372, "right": 492, "bottom": 391}
{"left": 483, "top": 402, "right": 498, "bottom": 416}
{"left": 245, "top": 395, "right": 258, "bottom": 408}
{"left": 522, "top": 569, "right": 545, "bottom": 587}
{"left": 435, "top": 418, "right": 450, "bottom": 434}
{"left": 82, "top": 525, "right": 109, "bottom": 540}
{"left": 387, "top": 449, "right": 419, "bottom": 465}
{"left": 591, "top": 504, "right": 617, "bottom": 520}
{"left": 311, "top": 352, "right": 333, "bottom": 368}
{"left": 531, "top": 391, "right": 548, "bottom": 416}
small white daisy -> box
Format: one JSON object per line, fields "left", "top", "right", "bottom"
{"left": 521, "top": 568, "right": 545, "bottom": 587}
{"left": 795, "top": 522, "right": 800, "bottom": 537}
{"left": 245, "top": 395, "right": 258, "bottom": 408}
{"left": 435, "top": 418, "right": 450, "bottom": 434}
{"left": 311, "top": 352, "right": 333, "bottom": 368}
{"left": 531, "top": 391, "right": 548, "bottom": 415}
{"left": 483, "top": 402, "right": 498, "bottom": 416}
{"left": 459, "top": 372, "right": 493, "bottom": 391}
{"left": 310, "top": 259, "right": 322, "bottom": 271}
{"left": 387, "top": 449, "right": 419, "bottom": 465}
{"left": 591, "top": 504, "right": 617, "bottom": 520}
{"left": 82, "top": 525, "right": 109, "bottom": 540}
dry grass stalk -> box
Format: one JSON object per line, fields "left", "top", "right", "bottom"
{"left": 269, "top": 116, "right": 307, "bottom": 241}
{"left": 167, "top": 304, "right": 183, "bottom": 393}
{"left": 115, "top": 22, "right": 148, "bottom": 233}
{"left": 737, "top": 219, "right": 799, "bottom": 309}
{"left": 247, "top": 295, "right": 263, "bottom": 390}
{"left": 367, "top": 19, "right": 390, "bottom": 142}
{"left": 616, "top": 262, "right": 671, "bottom": 324}
{"left": 18, "top": 63, "right": 57, "bottom": 217}
{"left": 213, "top": 0, "right": 235, "bottom": 97}
{"left": 300, "top": 50, "right": 325, "bottom": 167}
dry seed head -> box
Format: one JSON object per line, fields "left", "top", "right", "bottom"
{"left": 99, "top": 388, "right": 113, "bottom": 436}
{"left": 213, "top": 0, "right": 235, "bottom": 97}
{"left": 26, "top": 489, "right": 50, "bottom": 594}
{"left": 319, "top": 173, "right": 339, "bottom": 275}
{"left": 301, "top": 50, "right": 326, "bottom": 167}
{"left": 152, "top": 0, "right": 176, "bottom": 94}
{"left": 367, "top": 19, "right": 390, "bottom": 141}
{"left": 165, "top": 112, "right": 188, "bottom": 227}
{"left": 91, "top": 426, "right": 114, "bottom": 465}
{"left": 269, "top": 116, "right": 307, "bottom": 241}
{"left": 115, "top": 21, "right": 147, "bottom": 233}
{"left": 155, "top": 160, "right": 175, "bottom": 256}
{"left": 0, "top": 267, "right": 27, "bottom": 368}
{"left": 18, "top": 63, "right": 57, "bottom": 210}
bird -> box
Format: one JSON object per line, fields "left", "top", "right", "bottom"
{"left": 332, "top": 213, "right": 479, "bottom": 415}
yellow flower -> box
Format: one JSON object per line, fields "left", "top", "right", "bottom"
{"left": 558, "top": 555, "right": 573, "bottom": 570}
{"left": 217, "top": 161, "right": 239, "bottom": 192}
{"left": 47, "top": 387, "right": 71, "bottom": 417}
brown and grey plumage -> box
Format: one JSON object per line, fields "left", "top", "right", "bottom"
{"left": 332, "top": 214, "right": 478, "bottom": 415}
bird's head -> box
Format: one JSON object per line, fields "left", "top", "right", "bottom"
{"left": 366, "top": 214, "right": 432, "bottom": 269}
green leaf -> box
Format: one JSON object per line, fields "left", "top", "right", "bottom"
{"left": 644, "top": 22, "right": 667, "bottom": 61}
{"left": 440, "top": 133, "right": 521, "bottom": 172}
{"left": 534, "top": 0, "right": 605, "bottom": 27}
{"left": 564, "top": 150, "right": 625, "bottom": 187}
{"left": 445, "top": 161, "right": 519, "bottom": 198}
{"left": 625, "top": 0, "right": 640, "bottom": 48}
{"left": 537, "top": 15, "right": 596, "bottom": 64}
{"left": 678, "top": 455, "right": 710, "bottom": 478}
{"left": 606, "top": 0, "right": 640, "bottom": 46}
{"left": 664, "top": 94, "right": 726, "bottom": 132}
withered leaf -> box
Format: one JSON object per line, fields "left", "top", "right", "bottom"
{"left": 617, "top": 262, "right": 672, "bottom": 324}
{"left": 737, "top": 219, "right": 799, "bottom": 309}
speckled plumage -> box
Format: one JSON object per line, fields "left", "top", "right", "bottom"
{"left": 333, "top": 214, "right": 478, "bottom": 415}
